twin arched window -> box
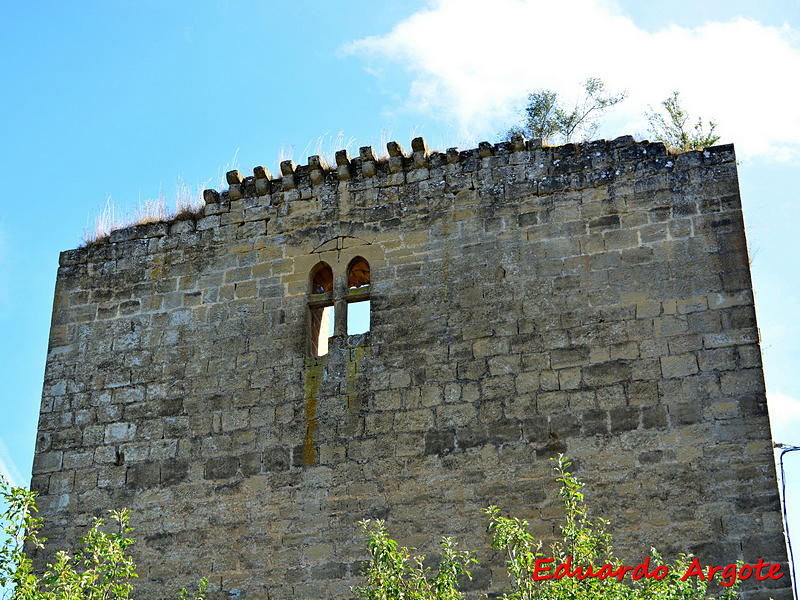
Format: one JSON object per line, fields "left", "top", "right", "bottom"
{"left": 309, "top": 257, "right": 371, "bottom": 356}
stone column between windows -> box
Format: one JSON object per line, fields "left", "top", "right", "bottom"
{"left": 334, "top": 276, "right": 347, "bottom": 336}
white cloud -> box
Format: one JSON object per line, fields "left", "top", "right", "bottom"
{"left": 0, "top": 437, "right": 23, "bottom": 488}
{"left": 768, "top": 391, "right": 800, "bottom": 445}
{"left": 344, "top": 0, "right": 800, "bottom": 161}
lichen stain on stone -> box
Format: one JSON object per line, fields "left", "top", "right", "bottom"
{"left": 345, "top": 344, "right": 368, "bottom": 410}
{"left": 51, "top": 292, "right": 62, "bottom": 319}
{"left": 303, "top": 360, "right": 323, "bottom": 465}
{"left": 150, "top": 255, "right": 170, "bottom": 280}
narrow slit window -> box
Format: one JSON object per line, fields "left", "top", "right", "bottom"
{"left": 310, "top": 305, "right": 334, "bottom": 356}
{"left": 347, "top": 300, "right": 370, "bottom": 335}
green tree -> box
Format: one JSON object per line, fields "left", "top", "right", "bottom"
{"left": 508, "top": 78, "right": 626, "bottom": 144}
{"left": 646, "top": 91, "right": 720, "bottom": 152}
{"left": 0, "top": 475, "right": 206, "bottom": 600}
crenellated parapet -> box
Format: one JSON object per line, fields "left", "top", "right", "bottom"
{"left": 63, "top": 134, "right": 737, "bottom": 266}
{"left": 208, "top": 134, "right": 734, "bottom": 203}
{"left": 213, "top": 135, "right": 644, "bottom": 200}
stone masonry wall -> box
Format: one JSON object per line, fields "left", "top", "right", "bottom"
{"left": 33, "top": 135, "right": 790, "bottom": 599}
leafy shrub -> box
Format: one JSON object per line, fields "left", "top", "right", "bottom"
{"left": 0, "top": 475, "right": 206, "bottom": 600}
{"left": 2, "top": 458, "right": 753, "bottom": 600}
{"left": 354, "top": 520, "right": 476, "bottom": 600}
{"left": 356, "top": 456, "right": 743, "bottom": 600}
{"left": 485, "top": 456, "right": 741, "bottom": 600}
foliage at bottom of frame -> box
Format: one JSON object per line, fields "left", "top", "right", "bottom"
{"left": 2, "top": 456, "right": 767, "bottom": 600}
{"left": 355, "top": 456, "right": 750, "bottom": 600}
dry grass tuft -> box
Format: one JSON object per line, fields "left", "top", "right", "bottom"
{"left": 82, "top": 152, "right": 239, "bottom": 246}
{"left": 82, "top": 190, "right": 200, "bottom": 247}
{"left": 83, "top": 196, "right": 121, "bottom": 245}
{"left": 133, "top": 196, "right": 171, "bottom": 225}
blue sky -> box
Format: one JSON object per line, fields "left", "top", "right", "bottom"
{"left": 1, "top": 0, "right": 799, "bottom": 577}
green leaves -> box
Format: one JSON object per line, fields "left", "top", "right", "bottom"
{"left": 354, "top": 519, "right": 475, "bottom": 600}
{"left": 1, "top": 476, "right": 44, "bottom": 600}
{"left": 175, "top": 578, "right": 207, "bottom": 600}
{"left": 484, "top": 456, "right": 741, "bottom": 600}
{"left": 0, "top": 475, "right": 204, "bottom": 600}
{"left": 509, "top": 78, "right": 627, "bottom": 144}
{"left": 50, "top": 509, "right": 138, "bottom": 600}
{"left": 3, "top": 462, "right": 745, "bottom": 600}
{"left": 646, "top": 91, "right": 720, "bottom": 152}
{"left": 1, "top": 491, "right": 138, "bottom": 600}
{"left": 517, "top": 89, "right": 563, "bottom": 144}
{"left": 510, "top": 82, "right": 721, "bottom": 154}
{"left": 356, "top": 456, "right": 743, "bottom": 600}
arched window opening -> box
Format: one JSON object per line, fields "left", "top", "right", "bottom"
{"left": 347, "top": 257, "right": 370, "bottom": 289}
{"left": 310, "top": 262, "right": 333, "bottom": 294}
{"left": 346, "top": 257, "right": 370, "bottom": 335}
{"left": 309, "top": 262, "right": 334, "bottom": 356}
{"left": 310, "top": 305, "right": 334, "bottom": 357}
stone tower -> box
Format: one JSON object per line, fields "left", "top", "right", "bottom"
{"left": 32, "top": 135, "right": 790, "bottom": 599}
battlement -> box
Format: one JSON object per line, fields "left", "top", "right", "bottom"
{"left": 216, "top": 135, "right": 735, "bottom": 198}
{"left": 65, "top": 135, "right": 736, "bottom": 264}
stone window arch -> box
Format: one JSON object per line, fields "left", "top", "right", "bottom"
{"left": 310, "top": 262, "right": 333, "bottom": 294}
{"left": 309, "top": 262, "right": 334, "bottom": 356}
{"left": 345, "top": 257, "right": 370, "bottom": 335}
{"left": 347, "top": 256, "right": 370, "bottom": 289}
{"left": 307, "top": 253, "right": 374, "bottom": 356}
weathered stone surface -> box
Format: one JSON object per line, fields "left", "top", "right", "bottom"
{"left": 225, "top": 170, "right": 243, "bottom": 185}
{"left": 32, "top": 138, "right": 789, "bottom": 600}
